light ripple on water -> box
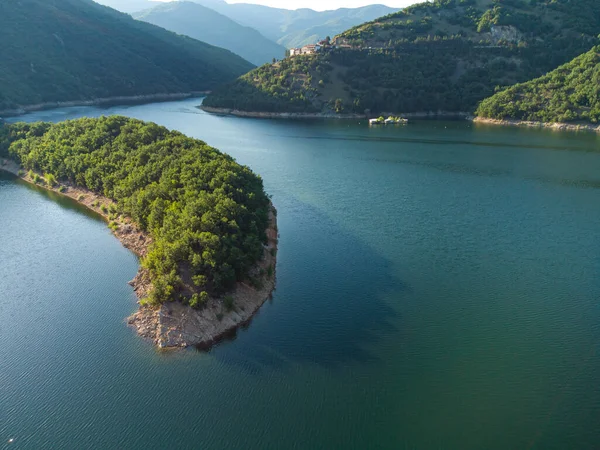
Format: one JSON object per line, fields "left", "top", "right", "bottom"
{"left": 1, "top": 100, "right": 600, "bottom": 449}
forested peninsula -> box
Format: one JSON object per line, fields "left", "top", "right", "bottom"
{"left": 0, "top": 117, "right": 278, "bottom": 348}
{"left": 203, "top": 0, "right": 599, "bottom": 118}
{"left": 476, "top": 46, "right": 600, "bottom": 128}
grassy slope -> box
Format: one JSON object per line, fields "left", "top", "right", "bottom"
{"left": 204, "top": 0, "right": 599, "bottom": 115}
{"left": 476, "top": 46, "right": 600, "bottom": 124}
{"left": 134, "top": 2, "right": 287, "bottom": 66}
{"left": 0, "top": 0, "right": 254, "bottom": 110}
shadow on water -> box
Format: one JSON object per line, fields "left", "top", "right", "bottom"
{"left": 203, "top": 196, "right": 406, "bottom": 372}
{"left": 8, "top": 175, "right": 106, "bottom": 222}
{"left": 283, "top": 131, "right": 600, "bottom": 153}
{"left": 2, "top": 166, "right": 405, "bottom": 372}
{"left": 3, "top": 170, "right": 403, "bottom": 372}
{"left": 275, "top": 119, "right": 600, "bottom": 154}
{"left": 341, "top": 154, "right": 600, "bottom": 190}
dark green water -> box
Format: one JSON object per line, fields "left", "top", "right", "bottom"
{"left": 2, "top": 99, "right": 600, "bottom": 449}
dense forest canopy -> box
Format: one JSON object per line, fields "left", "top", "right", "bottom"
{"left": 0, "top": 117, "right": 271, "bottom": 306}
{"left": 0, "top": 0, "right": 253, "bottom": 111}
{"left": 477, "top": 46, "right": 600, "bottom": 123}
{"left": 204, "top": 0, "right": 600, "bottom": 115}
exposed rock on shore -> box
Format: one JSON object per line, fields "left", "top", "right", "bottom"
{"left": 200, "top": 106, "right": 364, "bottom": 120}
{"left": 127, "top": 208, "right": 278, "bottom": 349}
{"left": 200, "top": 105, "right": 471, "bottom": 121}
{"left": 473, "top": 117, "right": 600, "bottom": 133}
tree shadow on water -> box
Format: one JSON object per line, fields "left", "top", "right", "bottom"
{"left": 203, "top": 196, "right": 409, "bottom": 372}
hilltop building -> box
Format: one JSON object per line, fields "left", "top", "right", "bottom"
{"left": 289, "top": 43, "right": 322, "bottom": 57}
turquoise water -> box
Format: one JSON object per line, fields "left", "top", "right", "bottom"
{"left": 2, "top": 99, "right": 600, "bottom": 449}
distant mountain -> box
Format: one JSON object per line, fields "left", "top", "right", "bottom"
{"left": 134, "top": 2, "right": 286, "bottom": 66}
{"left": 0, "top": 0, "right": 254, "bottom": 111}
{"left": 93, "top": 0, "right": 160, "bottom": 13}
{"left": 204, "top": 0, "right": 600, "bottom": 115}
{"left": 477, "top": 46, "right": 600, "bottom": 125}
{"left": 189, "top": 0, "right": 399, "bottom": 48}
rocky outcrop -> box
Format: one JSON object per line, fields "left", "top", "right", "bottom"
{"left": 490, "top": 25, "right": 522, "bottom": 44}
{"left": 127, "top": 208, "right": 278, "bottom": 349}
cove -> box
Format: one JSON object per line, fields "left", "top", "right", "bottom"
{"left": 2, "top": 98, "right": 600, "bottom": 449}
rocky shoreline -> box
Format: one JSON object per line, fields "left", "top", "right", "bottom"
{"left": 0, "top": 159, "right": 278, "bottom": 350}
{"left": 127, "top": 208, "right": 278, "bottom": 349}
{"left": 200, "top": 106, "right": 364, "bottom": 119}
{"left": 201, "top": 106, "right": 600, "bottom": 134}
{"left": 0, "top": 92, "right": 208, "bottom": 118}
{"left": 473, "top": 117, "right": 600, "bottom": 133}
{"left": 200, "top": 106, "right": 472, "bottom": 121}
{"left": 0, "top": 158, "right": 154, "bottom": 294}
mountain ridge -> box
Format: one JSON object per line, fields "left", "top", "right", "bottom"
{"left": 134, "top": 2, "right": 287, "bottom": 66}
{"left": 0, "top": 0, "right": 254, "bottom": 111}
{"left": 131, "top": 0, "right": 400, "bottom": 48}
{"left": 203, "top": 0, "right": 599, "bottom": 115}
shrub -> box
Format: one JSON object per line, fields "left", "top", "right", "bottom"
{"left": 58, "top": 186, "right": 67, "bottom": 193}
{"left": 192, "top": 274, "right": 207, "bottom": 287}
{"left": 250, "top": 277, "right": 264, "bottom": 290}
{"left": 189, "top": 291, "right": 209, "bottom": 309}
{"left": 44, "top": 173, "right": 57, "bottom": 187}
{"left": 224, "top": 295, "right": 235, "bottom": 311}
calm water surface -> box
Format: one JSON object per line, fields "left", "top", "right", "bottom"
{"left": 2, "top": 99, "right": 600, "bottom": 449}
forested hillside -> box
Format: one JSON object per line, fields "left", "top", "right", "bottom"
{"left": 477, "top": 46, "right": 600, "bottom": 124}
{"left": 134, "top": 2, "right": 286, "bottom": 66}
{"left": 204, "top": 0, "right": 600, "bottom": 115}
{"left": 0, "top": 0, "right": 253, "bottom": 111}
{"left": 0, "top": 117, "right": 271, "bottom": 306}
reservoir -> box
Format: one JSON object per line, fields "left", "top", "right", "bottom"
{"left": 2, "top": 98, "right": 600, "bottom": 449}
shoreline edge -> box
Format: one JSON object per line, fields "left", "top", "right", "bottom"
{"left": 0, "top": 159, "right": 278, "bottom": 350}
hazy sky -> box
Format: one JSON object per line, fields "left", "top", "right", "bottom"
{"left": 226, "top": 0, "right": 414, "bottom": 9}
